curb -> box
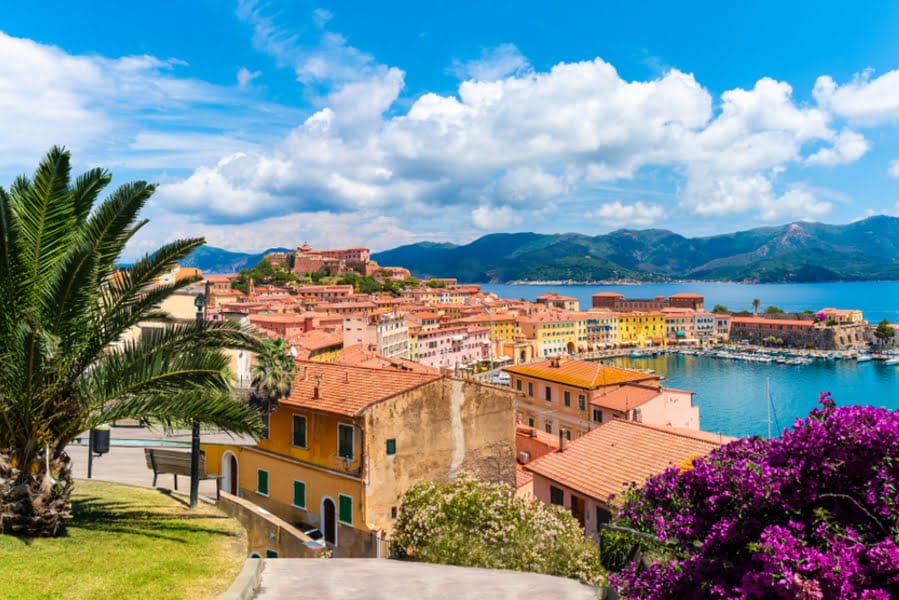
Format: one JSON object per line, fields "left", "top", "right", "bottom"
{"left": 220, "top": 557, "right": 264, "bottom": 600}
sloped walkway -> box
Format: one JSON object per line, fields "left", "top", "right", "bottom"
{"left": 252, "top": 559, "right": 599, "bottom": 600}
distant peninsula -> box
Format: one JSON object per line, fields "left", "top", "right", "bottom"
{"left": 184, "top": 216, "right": 899, "bottom": 284}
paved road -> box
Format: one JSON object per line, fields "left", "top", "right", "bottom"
{"left": 252, "top": 559, "right": 600, "bottom": 600}
{"left": 67, "top": 424, "right": 254, "bottom": 498}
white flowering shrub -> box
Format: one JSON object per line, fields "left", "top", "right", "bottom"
{"left": 391, "top": 475, "right": 605, "bottom": 586}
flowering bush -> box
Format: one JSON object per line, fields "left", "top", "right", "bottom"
{"left": 391, "top": 475, "right": 604, "bottom": 586}
{"left": 613, "top": 394, "right": 899, "bottom": 599}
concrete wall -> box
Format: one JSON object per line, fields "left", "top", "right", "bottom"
{"left": 216, "top": 492, "right": 324, "bottom": 558}
{"left": 363, "top": 377, "right": 517, "bottom": 536}
{"left": 636, "top": 389, "right": 699, "bottom": 430}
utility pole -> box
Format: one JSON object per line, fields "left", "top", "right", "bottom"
{"left": 190, "top": 291, "right": 207, "bottom": 508}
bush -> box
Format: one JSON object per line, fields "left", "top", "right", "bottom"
{"left": 613, "top": 394, "right": 899, "bottom": 599}
{"left": 391, "top": 476, "right": 604, "bottom": 586}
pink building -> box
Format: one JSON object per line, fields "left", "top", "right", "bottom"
{"left": 415, "top": 326, "right": 489, "bottom": 371}
{"left": 525, "top": 420, "right": 726, "bottom": 538}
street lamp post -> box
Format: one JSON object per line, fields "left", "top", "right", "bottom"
{"left": 190, "top": 292, "right": 207, "bottom": 508}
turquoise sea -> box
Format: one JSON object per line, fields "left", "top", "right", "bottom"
{"left": 481, "top": 281, "right": 899, "bottom": 323}
{"left": 482, "top": 282, "right": 899, "bottom": 438}
{"left": 608, "top": 354, "right": 899, "bottom": 439}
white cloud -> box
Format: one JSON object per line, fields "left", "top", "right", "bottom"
{"left": 449, "top": 43, "right": 531, "bottom": 81}
{"left": 806, "top": 129, "right": 869, "bottom": 166}
{"left": 584, "top": 201, "right": 665, "bottom": 227}
{"left": 814, "top": 69, "right": 899, "bottom": 124}
{"left": 889, "top": 159, "right": 899, "bottom": 178}
{"left": 496, "top": 167, "right": 565, "bottom": 205}
{"left": 471, "top": 205, "right": 524, "bottom": 230}
{"left": 237, "top": 67, "right": 261, "bottom": 89}
{"left": 0, "top": 30, "right": 297, "bottom": 174}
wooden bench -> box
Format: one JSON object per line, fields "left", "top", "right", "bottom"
{"left": 144, "top": 448, "right": 222, "bottom": 500}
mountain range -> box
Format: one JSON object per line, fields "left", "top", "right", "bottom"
{"left": 184, "top": 216, "right": 899, "bottom": 283}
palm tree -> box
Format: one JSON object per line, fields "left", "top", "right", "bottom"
{"left": 752, "top": 298, "right": 761, "bottom": 314}
{"left": 249, "top": 337, "right": 297, "bottom": 425}
{"left": 0, "top": 147, "right": 264, "bottom": 537}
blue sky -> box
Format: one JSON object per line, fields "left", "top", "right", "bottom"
{"left": 5, "top": 1, "right": 899, "bottom": 258}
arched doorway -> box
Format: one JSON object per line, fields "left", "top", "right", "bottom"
{"left": 221, "top": 451, "right": 239, "bottom": 496}
{"left": 322, "top": 497, "right": 337, "bottom": 545}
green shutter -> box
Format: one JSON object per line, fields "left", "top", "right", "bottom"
{"left": 386, "top": 438, "right": 396, "bottom": 456}
{"left": 257, "top": 470, "right": 269, "bottom": 495}
{"left": 339, "top": 494, "right": 353, "bottom": 524}
{"left": 293, "top": 481, "right": 306, "bottom": 508}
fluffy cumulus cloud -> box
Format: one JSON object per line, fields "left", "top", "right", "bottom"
{"left": 4, "top": 9, "right": 891, "bottom": 253}
{"left": 584, "top": 201, "right": 666, "bottom": 227}
{"left": 889, "top": 159, "right": 899, "bottom": 178}
{"left": 814, "top": 69, "right": 899, "bottom": 124}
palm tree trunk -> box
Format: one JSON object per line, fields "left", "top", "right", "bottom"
{"left": 0, "top": 449, "right": 74, "bottom": 536}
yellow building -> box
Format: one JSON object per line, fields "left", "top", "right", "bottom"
{"left": 516, "top": 312, "right": 579, "bottom": 357}
{"left": 616, "top": 311, "right": 667, "bottom": 347}
{"left": 204, "top": 361, "right": 516, "bottom": 557}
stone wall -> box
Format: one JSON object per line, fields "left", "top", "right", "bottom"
{"left": 363, "top": 377, "right": 517, "bottom": 536}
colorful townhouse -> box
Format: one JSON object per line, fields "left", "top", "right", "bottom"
{"left": 525, "top": 420, "right": 725, "bottom": 538}
{"left": 578, "top": 311, "right": 619, "bottom": 351}
{"left": 203, "top": 360, "right": 517, "bottom": 558}
{"left": 516, "top": 312, "right": 579, "bottom": 357}
{"left": 616, "top": 311, "right": 667, "bottom": 347}
{"left": 414, "top": 325, "right": 489, "bottom": 371}
{"left": 503, "top": 357, "right": 699, "bottom": 439}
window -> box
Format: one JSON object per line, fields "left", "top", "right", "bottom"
{"left": 292, "top": 415, "right": 307, "bottom": 448}
{"left": 545, "top": 422, "right": 552, "bottom": 434}
{"left": 391, "top": 506, "right": 398, "bottom": 519}
{"left": 338, "top": 494, "right": 353, "bottom": 525}
{"left": 265, "top": 549, "right": 279, "bottom": 558}
{"left": 338, "top": 424, "right": 354, "bottom": 460}
{"left": 564, "top": 391, "right": 571, "bottom": 407}
{"left": 550, "top": 486, "right": 564, "bottom": 505}
{"left": 292, "top": 480, "right": 306, "bottom": 508}
{"left": 527, "top": 382, "right": 533, "bottom": 397}
{"left": 386, "top": 438, "right": 396, "bottom": 456}
{"left": 516, "top": 379, "right": 522, "bottom": 391}
{"left": 593, "top": 409, "right": 603, "bottom": 423}
{"left": 528, "top": 417, "right": 534, "bottom": 428}
{"left": 544, "top": 386, "right": 552, "bottom": 402}
{"left": 564, "top": 429, "right": 572, "bottom": 441}
{"left": 257, "top": 469, "right": 269, "bottom": 496}
{"left": 578, "top": 394, "right": 586, "bottom": 411}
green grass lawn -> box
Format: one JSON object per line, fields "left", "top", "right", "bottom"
{"left": 0, "top": 480, "right": 247, "bottom": 600}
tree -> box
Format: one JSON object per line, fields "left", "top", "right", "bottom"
{"left": 764, "top": 305, "right": 784, "bottom": 314}
{"left": 612, "top": 396, "right": 899, "bottom": 599}
{"left": 249, "top": 337, "right": 297, "bottom": 420}
{"left": 874, "top": 318, "right": 895, "bottom": 347}
{"left": 392, "top": 477, "right": 604, "bottom": 586}
{"left": 0, "top": 148, "right": 264, "bottom": 537}
{"left": 711, "top": 304, "right": 729, "bottom": 314}
{"left": 752, "top": 298, "right": 761, "bottom": 314}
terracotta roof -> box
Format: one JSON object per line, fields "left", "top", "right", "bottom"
{"left": 336, "top": 344, "right": 440, "bottom": 374}
{"left": 282, "top": 360, "right": 442, "bottom": 417}
{"left": 669, "top": 293, "right": 704, "bottom": 298}
{"left": 515, "top": 425, "right": 561, "bottom": 449}
{"left": 516, "top": 466, "right": 533, "bottom": 489}
{"left": 525, "top": 419, "right": 724, "bottom": 505}
{"left": 503, "top": 359, "right": 657, "bottom": 389}
{"left": 591, "top": 385, "right": 660, "bottom": 411}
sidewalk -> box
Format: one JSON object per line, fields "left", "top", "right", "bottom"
{"left": 67, "top": 424, "right": 256, "bottom": 498}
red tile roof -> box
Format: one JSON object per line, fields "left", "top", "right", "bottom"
{"left": 504, "top": 358, "right": 657, "bottom": 389}
{"left": 282, "top": 360, "right": 442, "bottom": 417}
{"left": 525, "top": 419, "right": 724, "bottom": 505}
{"left": 591, "top": 384, "right": 660, "bottom": 411}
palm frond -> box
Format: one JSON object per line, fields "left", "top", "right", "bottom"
{"left": 71, "top": 167, "right": 111, "bottom": 226}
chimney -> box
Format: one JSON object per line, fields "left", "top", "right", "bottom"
{"left": 559, "top": 429, "right": 565, "bottom": 452}
{"left": 313, "top": 373, "right": 323, "bottom": 399}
